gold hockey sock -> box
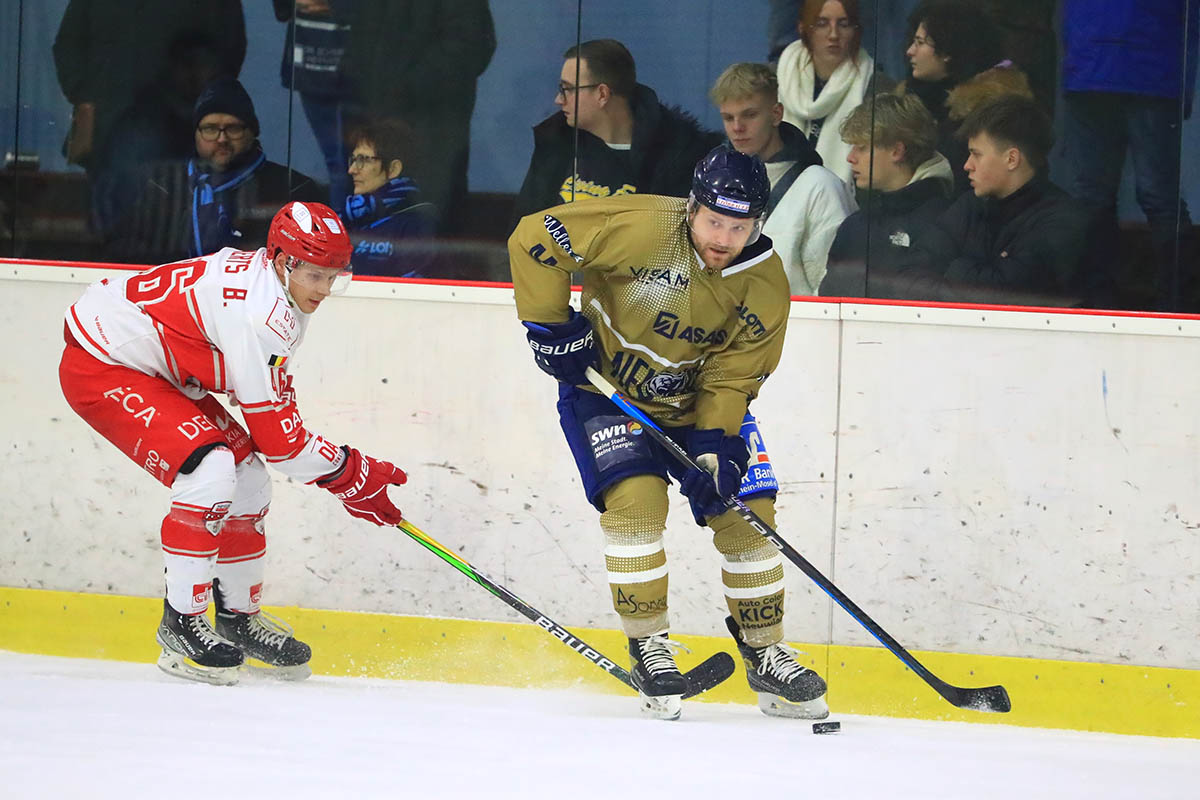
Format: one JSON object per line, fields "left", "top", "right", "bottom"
{"left": 710, "top": 496, "right": 786, "bottom": 647}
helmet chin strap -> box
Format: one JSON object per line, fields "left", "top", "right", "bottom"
{"left": 275, "top": 253, "right": 301, "bottom": 308}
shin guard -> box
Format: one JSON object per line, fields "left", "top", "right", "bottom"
{"left": 710, "top": 496, "right": 786, "bottom": 647}
{"left": 600, "top": 475, "right": 671, "bottom": 639}
{"left": 214, "top": 455, "right": 271, "bottom": 614}
{"left": 162, "top": 446, "right": 236, "bottom": 614}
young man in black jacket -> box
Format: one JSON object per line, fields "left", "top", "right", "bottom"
{"left": 512, "top": 39, "right": 721, "bottom": 224}
{"left": 914, "top": 94, "right": 1094, "bottom": 306}
{"left": 820, "top": 93, "right": 954, "bottom": 298}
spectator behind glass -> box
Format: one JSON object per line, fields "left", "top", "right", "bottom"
{"left": 340, "top": 1, "right": 495, "bottom": 236}
{"left": 776, "top": 0, "right": 890, "bottom": 187}
{"left": 342, "top": 118, "right": 437, "bottom": 278}
{"left": 105, "top": 78, "right": 323, "bottom": 263}
{"left": 898, "top": 0, "right": 1005, "bottom": 194}
{"left": 711, "top": 62, "right": 854, "bottom": 295}
{"left": 513, "top": 39, "right": 722, "bottom": 225}
{"left": 820, "top": 93, "right": 953, "bottom": 298}
{"left": 1062, "top": 0, "right": 1199, "bottom": 311}
{"left": 912, "top": 95, "right": 1095, "bottom": 306}
{"left": 52, "top": 0, "right": 246, "bottom": 231}
{"left": 273, "top": 0, "right": 355, "bottom": 210}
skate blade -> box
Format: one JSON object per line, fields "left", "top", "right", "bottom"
{"left": 240, "top": 661, "right": 312, "bottom": 682}
{"left": 757, "top": 692, "right": 829, "bottom": 719}
{"left": 638, "top": 692, "right": 682, "bottom": 721}
{"left": 156, "top": 648, "right": 240, "bottom": 686}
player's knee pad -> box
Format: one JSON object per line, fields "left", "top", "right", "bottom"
{"left": 169, "top": 445, "right": 237, "bottom": 533}
{"left": 599, "top": 474, "right": 669, "bottom": 542}
{"left": 709, "top": 495, "right": 777, "bottom": 558}
{"left": 229, "top": 454, "right": 271, "bottom": 524}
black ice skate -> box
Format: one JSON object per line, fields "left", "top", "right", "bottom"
{"left": 725, "top": 616, "right": 829, "bottom": 719}
{"left": 155, "top": 599, "right": 243, "bottom": 686}
{"left": 214, "top": 584, "right": 312, "bottom": 681}
{"left": 628, "top": 632, "right": 689, "bottom": 720}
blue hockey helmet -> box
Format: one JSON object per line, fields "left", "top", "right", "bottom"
{"left": 689, "top": 145, "right": 770, "bottom": 219}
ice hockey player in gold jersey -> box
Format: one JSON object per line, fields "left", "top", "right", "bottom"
{"left": 510, "top": 146, "right": 829, "bottom": 721}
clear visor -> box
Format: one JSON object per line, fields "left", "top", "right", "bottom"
{"left": 288, "top": 260, "right": 353, "bottom": 296}
{"left": 686, "top": 195, "right": 764, "bottom": 247}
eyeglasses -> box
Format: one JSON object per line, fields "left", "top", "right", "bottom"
{"left": 556, "top": 82, "right": 601, "bottom": 99}
{"left": 910, "top": 34, "right": 935, "bottom": 48}
{"left": 196, "top": 123, "right": 249, "bottom": 141}
{"left": 813, "top": 18, "right": 857, "bottom": 31}
{"left": 347, "top": 154, "right": 383, "bottom": 170}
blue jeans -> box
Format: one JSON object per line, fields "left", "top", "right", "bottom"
{"left": 1062, "top": 91, "right": 1192, "bottom": 308}
{"left": 299, "top": 93, "right": 352, "bottom": 211}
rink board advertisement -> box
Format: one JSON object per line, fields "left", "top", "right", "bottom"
{"left": 1, "top": 261, "right": 1197, "bottom": 738}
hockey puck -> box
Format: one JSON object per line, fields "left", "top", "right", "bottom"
{"left": 811, "top": 721, "right": 841, "bottom": 734}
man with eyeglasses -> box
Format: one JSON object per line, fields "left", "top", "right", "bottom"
{"left": 60, "top": 201, "right": 409, "bottom": 686}
{"left": 512, "top": 39, "right": 721, "bottom": 225}
{"left": 105, "top": 77, "right": 323, "bottom": 265}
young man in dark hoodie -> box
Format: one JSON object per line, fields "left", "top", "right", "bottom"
{"left": 820, "top": 93, "right": 953, "bottom": 298}
{"left": 710, "top": 62, "right": 854, "bottom": 295}
{"left": 512, "top": 39, "right": 722, "bottom": 224}
{"left": 915, "top": 94, "right": 1094, "bottom": 305}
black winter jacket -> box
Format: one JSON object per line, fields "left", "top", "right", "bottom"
{"left": 819, "top": 175, "right": 952, "bottom": 298}
{"left": 512, "top": 84, "right": 723, "bottom": 222}
{"left": 915, "top": 176, "right": 1094, "bottom": 305}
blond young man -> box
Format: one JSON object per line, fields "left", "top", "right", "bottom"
{"left": 819, "top": 93, "right": 953, "bottom": 297}
{"left": 710, "top": 62, "right": 855, "bottom": 295}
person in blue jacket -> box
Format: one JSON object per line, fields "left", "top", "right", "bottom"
{"left": 1061, "top": 0, "right": 1200, "bottom": 310}
{"left": 342, "top": 118, "right": 437, "bottom": 278}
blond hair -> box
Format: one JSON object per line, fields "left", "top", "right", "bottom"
{"left": 709, "top": 62, "right": 778, "bottom": 106}
{"left": 839, "top": 93, "right": 938, "bottom": 168}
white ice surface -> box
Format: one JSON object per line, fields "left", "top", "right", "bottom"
{"left": 1, "top": 650, "right": 1195, "bottom": 799}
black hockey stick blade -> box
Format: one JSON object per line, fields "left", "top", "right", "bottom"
{"left": 939, "top": 681, "right": 1012, "bottom": 713}
{"left": 682, "top": 651, "right": 736, "bottom": 699}
{"left": 585, "top": 368, "right": 1013, "bottom": 714}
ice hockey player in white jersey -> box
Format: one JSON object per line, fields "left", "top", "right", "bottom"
{"left": 59, "top": 201, "right": 409, "bottom": 685}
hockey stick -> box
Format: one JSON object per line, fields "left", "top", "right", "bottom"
{"left": 394, "top": 519, "right": 735, "bottom": 699}
{"left": 584, "top": 367, "right": 1012, "bottom": 713}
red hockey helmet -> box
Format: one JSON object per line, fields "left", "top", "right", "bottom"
{"left": 267, "top": 201, "right": 352, "bottom": 270}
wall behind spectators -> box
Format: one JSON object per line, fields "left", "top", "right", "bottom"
{"left": 2, "top": 0, "right": 1194, "bottom": 223}
{"left": 4, "top": 264, "right": 1199, "bottom": 674}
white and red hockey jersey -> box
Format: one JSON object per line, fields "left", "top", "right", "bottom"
{"left": 66, "top": 247, "right": 345, "bottom": 482}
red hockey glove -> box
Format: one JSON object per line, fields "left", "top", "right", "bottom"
{"left": 316, "top": 446, "right": 407, "bottom": 526}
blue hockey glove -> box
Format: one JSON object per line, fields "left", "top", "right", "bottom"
{"left": 679, "top": 428, "right": 750, "bottom": 525}
{"left": 522, "top": 310, "right": 599, "bottom": 385}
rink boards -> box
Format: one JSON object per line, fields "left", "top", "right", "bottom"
{"left": 1, "top": 260, "right": 1198, "bottom": 738}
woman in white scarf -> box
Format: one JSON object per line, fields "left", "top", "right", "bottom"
{"left": 777, "top": 0, "right": 877, "bottom": 187}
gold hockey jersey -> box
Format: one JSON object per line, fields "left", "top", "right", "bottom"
{"left": 510, "top": 194, "right": 790, "bottom": 435}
